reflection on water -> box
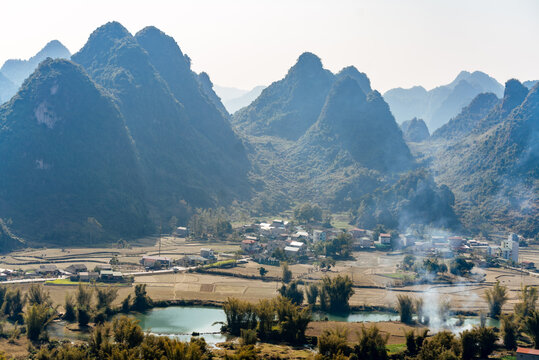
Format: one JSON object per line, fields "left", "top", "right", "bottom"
{"left": 311, "top": 311, "right": 400, "bottom": 322}
{"left": 133, "top": 306, "right": 228, "bottom": 345}
{"left": 134, "top": 306, "right": 226, "bottom": 334}
{"left": 47, "top": 306, "right": 502, "bottom": 344}
{"left": 48, "top": 320, "right": 90, "bottom": 341}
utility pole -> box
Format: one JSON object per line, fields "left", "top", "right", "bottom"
{"left": 158, "top": 223, "right": 162, "bottom": 257}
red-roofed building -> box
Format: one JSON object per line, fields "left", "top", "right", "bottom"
{"left": 141, "top": 256, "right": 171, "bottom": 269}
{"left": 518, "top": 347, "right": 539, "bottom": 359}
{"left": 241, "top": 239, "right": 260, "bottom": 253}
{"left": 349, "top": 228, "right": 367, "bottom": 239}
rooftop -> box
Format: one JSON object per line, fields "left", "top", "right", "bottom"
{"left": 517, "top": 347, "right": 539, "bottom": 355}
{"left": 142, "top": 255, "right": 171, "bottom": 261}
{"left": 284, "top": 246, "right": 300, "bottom": 252}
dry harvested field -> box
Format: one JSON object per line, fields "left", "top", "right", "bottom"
{"left": 306, "top": 321, "right": 428, "bottom": 345}
{"left": 2, "top": 240, "right": 539, "bottom": 313}
{"left": 0, "top": 236, "right": 241, "bottom": 272}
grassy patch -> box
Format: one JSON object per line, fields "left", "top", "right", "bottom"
{"left": 501, "top": 356, "right": 516, "bottom": 360}
{"left": 331, "top": 213, "right": 353, "bottom": 230}
{"left": 201, "top": 259, "right": 237, "bottom": 269}
{"left": 375, "top": 244, "right": 391, "bottom": 251}
{"left": 386, "top": 343, "right": 406, "bottom": 355}
{"left": 380, "top": 272, "right": 416, "bottom": 280}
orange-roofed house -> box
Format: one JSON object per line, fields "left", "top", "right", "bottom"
{"left": 518, "top": 347, "right": 539, "bottom": 359}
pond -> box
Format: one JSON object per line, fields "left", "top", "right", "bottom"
{"left": 311, "top": 311, "right": 399, "bottom": 322}
{"left": 132, "top": 306, "right": 229, "bottom": 344}
{"left": 48, "top": 306, "right": 501, "bottom": 344}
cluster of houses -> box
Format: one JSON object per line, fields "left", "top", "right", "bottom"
{"left": 0, "top": 262, "right": 128, "bottom": 283}
{"left": 140, "top": 248, "right": 219, "bottom": 270}
{"left": 235, "top": 220, "right": 530, "bottom": 270}
{"left": 66, "top": 263, "right": 128, "bottom": 283}
{"left": 407, "top": 232, "right": 528, "bottom": 267}
{"left": 0, "top": 268, "right": 15, "bottom": 282}
{"left": 237, "top": 220, "right": 395, "bottom": 263}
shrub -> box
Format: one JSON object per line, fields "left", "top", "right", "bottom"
{"left": 515, "top": 284, "right": 538, "bottom": 320}
{"left": 255, "top": 299, "right": 274, "bottom": 340}
{"left": 460, "top": 329, "right": 476, "bottom": 360}
{"left": 113, "top": 316, "right": 144, "bottom": 349}
{"left": 475, "top": 326, "right": 497, "bottom": 358}
{"left": 1, "top": 288, "right": 25, "bottom": 323}
{"left": 282, "top": 263, "right": 292, "bottom": 283}
{"left": 305, "top": 283, "right": 319, "bottom": 305}
{"left": 132, "top": 284, "right": 153, "bottom": 311}
{"left": 396, "top": 295, "right": 414, "bottom": 324}
{"left": 405, "top": 329, "right": 428, "bottom": 356}
{"left": 278, "top": 280, "right": 304, "bottom": 305}
{"left": 64, "top": 294, "right": 76, "bottom": 322}
{"left": 274, "top": 296, "right": 311, "bottom": 343}
{"left": 240, "top": 328, "right": 257, "bottom": 346}
{"left": 77, "top": 307, "right": 91, "bottom": 327}
{"left": 318, "top": 327, "right": 351, "bottom": 357}
{"left": 449, "top": 257, "right": 474, "bottom": 276}
{"left": 25, "top": 304, "right": 55, "bottom": 341}
{"left": 223, "top": 298, "right": 257, "bottom": 336}
{"left": 353, "top": 325, "right": 388, "bottom": 360}
{"left": 121, "top": 294, "right": 131, "bottom": 313}
{"left": 485, "top": 281, "right": 508, "bottom": 319}
{"left": 524, "top": 310, "right": 539, "bottom": 349}
{"left": 319, "top": 275, "right": 354, "bottom": 313}
{"left": 26, "top": 285, "right": 51, "bottom": 306}
{"left": 418, "top": 331, "right": 459, "bottom": 360}
{"left": 501, "top": 314, "right": 518, "bottom": 350}
{"left": 96, "top": 287, "right": 118, "bottom": 315}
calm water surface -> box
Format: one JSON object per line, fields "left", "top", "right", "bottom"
{"left": 48, "top": 306, "right": 501, "bottom": 344}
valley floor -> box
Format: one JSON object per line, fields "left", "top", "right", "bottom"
{"left": 1, "top": 236, "right": 539, "bottom": 358}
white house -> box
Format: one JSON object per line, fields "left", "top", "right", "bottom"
{"left": 359, "top": 237, "right": 374, "bottom": 248}
{"left": 284, "top": 246, "right": 301, "bottom": 257}
{"left": 200, "top": 248, "right": 215, "bottom": 259}
{"left": 501, "top": 233, "right": 519, "bottom": 263}
{"left": 379, "top": 233, "right": 391, "bottom": 245}
{"left": 289, "top": 241, "right": 305, "bottom": 248}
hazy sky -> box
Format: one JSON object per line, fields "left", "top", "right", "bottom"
{"left": 1, "top": 0, "right": 538, "bottom": 92}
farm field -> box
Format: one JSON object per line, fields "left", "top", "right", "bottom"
{"left": 2, "top": 238, "right": 539, "bottom": 313}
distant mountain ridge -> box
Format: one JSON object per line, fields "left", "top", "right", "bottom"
{"left": 0, "top": 40, "right": 71, "bottom": 104}
{"left": 233, "top": 52, "right": 336, "bottom": 140}
{"left": 0, "top": 23, "right": 533, "bottom": 244}
{"left": 221, "top": 85, "right": 265, "bottom": 114}
{"left": 0, "top": 72, "right": 16, "bottom": 104}
{"left": 0, "top": 22, "right": 250, "bottom": 245}
{"left": 384, "top": 71, "right": 504, "bottom": 131}
{"left": 1, "top": 40, "right": 71, "bottom": 87}
{"left": 234, "top": 53, "right": 458, "bottom": 230}
{"left": 72, "top": 22, "right": 251, "bottom": 214}
{"left": 197, "top": 72, "right": 230, "bottom": 117}
{"left": 401, "top": 118, "right": 430, "bottom": 142}
{"left": 427, "top": 80, "right": 538, "bottom": 236}
{"left": 432, "top": 92, "right": 500, "bottom": 140}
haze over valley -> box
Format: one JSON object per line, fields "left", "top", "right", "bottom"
{"left": 0, "top": 2, "right": 538, "bottom": 359}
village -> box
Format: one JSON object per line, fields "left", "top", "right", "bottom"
{"left": 0, "top": 218, "right": 534, "bottom": 287}
{"left": 0, "top": 219, "right": 538, "bottom": 360}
